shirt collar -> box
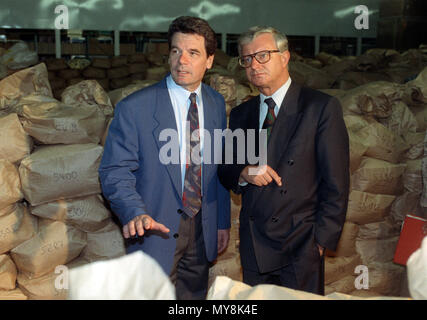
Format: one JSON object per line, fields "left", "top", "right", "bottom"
{"left": 167, "top": 74, "right": 202, "bottom": 103}
{"left": 260, "top": 77, "right": 292, "bottom": 110}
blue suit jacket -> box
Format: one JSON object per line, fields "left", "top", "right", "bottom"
{"left": 99, "top": 76, "right": 230, "bottom": 275}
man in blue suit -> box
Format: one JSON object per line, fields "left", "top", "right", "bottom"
{"left": 99, "top": 16, "right": 230, "bottom": 300}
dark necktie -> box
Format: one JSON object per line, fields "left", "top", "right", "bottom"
{"left": 262, "top": 97, "right": 277, "bottom": 140}
{"left": 182, "top": 93, "right": 202, "bottom": 218}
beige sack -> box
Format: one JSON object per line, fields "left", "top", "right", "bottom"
{"left": 82, "top": 67, "right": 106, "bottom": 79}
{"left": 110, "top": 77, "right": 132, "bottom": 90}
{"left": 0, "top": 160, "right": 23, "bottom": 210}
{"left": 17, "top": 270, "right": 68, "bottom": 300}
{"left": 0, "top": 113, "right": 33, "bottom": 164}
{"left": 31, "top": 195, "right": 111, "bottom": 232}
{"left": 57, "top": 69, "right": 81, "bottom": 80}
{"left": 403, "top": 159, "right": 422, "bottom": 193}
{"left": 101, "top": 118, "right": 112, "bottom": 146}
{"left": 0, "top": 203, "right": 37, "bottom": 254}
{"left": 325, "top": 275, "right": 357, "bottom": 295}
{"left": 403, "top": 131, "right": 425, "bottom": 160}
{"left": 91, "top": 58, "right": 111, "bottom": 69}
{"left": 213, "top": 49, "right": 232, "bottom": 68}
{"left": 289, "top": 61, "right": 334, "bottom": 89}
{"left": 19, "top": 143, "right": 103, "bottom": 206}
{"left": 45, "top": 58, "right": 68, "bottom": 71}
{"left": 343, "top": 114, "right": 370, "bottom": 132}
{"left": 80, "top": 221, "right": 125, "bottom": 262}
{"left": 17, "top": 95, "right": 106, "bottom": 145}
{"left": 364, "top": 262, "right": 406, "bottom": 296}
{"left": 209, "top": 74, "right": 237, "bottom": 103}
{"left": 357, "top": 217, "right": 401, "bottom": 240}
{"left": 111, "top": 56, "right": 128, "bottom": 67}
{"left": 390, "top": 191, "right": 423, "bottom": 223}
{"left": 145, "top": 66, "right": 169, "bottom": 81}
{"left": 378, "top": 101, "right": 418, "bottom": 136}
{"left": 351, "top": 157, "right": 406, "bottom": 195}
{"left": 404, "top": 66, "right": 427, "bottom": 105}
{"left": 60, "top": 80, "right": 113, "bottom": 117}
{"left": 324, "top": 254, "right": 362, "bottom": 285}
{"left": 0, "top": 63, "right": 52, "bottom": 110}
{"left": 0, "top": 287, "right": 27, "bottom": 300}
{"left": 128, "top": 63, "right": 148, "bottom": 74}
{"left": 107, "top": 66, "right": 130, "bottom": 79}
{"left": 67, "top": 58, "right": 91, "bottom": 70}
{"left": 409, "top": 105, "right": 427, "bottom": 132}
{"left": 127, "top": 53, "right": 147, "bottom": 64}
{"left": 0, "top": 254, "right": 17, "bottom": 290}
{"left": 355, "top": 121, "right": 409, "bottom": 163}
{"left": 348, "top": 130, "right": 368, "bottom": 173}
{"left": 108, "top": 80, "right": 156, "bottom": 107}
{"left": 10, "top": 219, "right": 87, "bottom": 279}
{"left": 326, "top": 222, "right": 359, "bottom": 257}
{"left": 209, "top": 255, "right": 242, "bottom": 289}
{"left": 346, "top": 190, "right": 396, "bottom": 225}
{"left": 355, "top": 237, "right": 399, "bottom": 265}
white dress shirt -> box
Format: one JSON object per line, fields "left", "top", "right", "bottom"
{"left": 166, "top": 75, "right": 205, "bottom": 193}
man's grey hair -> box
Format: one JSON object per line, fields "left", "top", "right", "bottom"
{"left": 238, "top": 26, "right": 288, "bottom": 56}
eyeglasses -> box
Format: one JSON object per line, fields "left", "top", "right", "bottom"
{"left": 238, "top": 50, "right": 281, "bottom": 68}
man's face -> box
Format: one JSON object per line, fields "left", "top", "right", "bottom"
{"left": 240, "top": 33, "right": 290, "bottom": 95}
{"left": 169, "top": 32, "right": 214, "bottom": 92}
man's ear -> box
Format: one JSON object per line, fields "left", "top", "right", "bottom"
{"left": 281, "top": 50, "right": 290, "bottom": 68}
{"left": 206, "top": 54, "right": 214, "bottom": 70}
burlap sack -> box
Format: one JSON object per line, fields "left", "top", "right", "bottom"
{"left": 0, "top": 287, "right": 27, "bottom": 300}
{"left": 357, "top": 217, "right": 400, "bottom": 240}
{"left": 361, "top": 261, "right": 405, "bottom": 296}
{"left": 91, "top": 58, "right": 111, "bottom": 69}
{"left": 19, "top": 143, "right": 103, "bottom": 206}
{"left": 111, "top": 56, "right": 128, "bottom": 67}
{"left": 210, "top": 74, "right": 237, "bottom": 103}
{"left": 409, "top": 105, "right": 427, "bottom": 132}
{"left": 346, "top": 190, "right": 396, "bottom": 225}
{"left": 49, "top": 78, "right": 66, "bottom": 91}
{"left": 127, "top": 53, "right": 147, "bottom": 64}
{"left": 390, "top": 191, "right": 423, "bottom": 223}
{"left": 17, "top": 269, "right": 68, "bottom": 300}
{"left": 337, "top": 81, "right": 403, "bottom": 117}
{"left": 80, "top": 221, "right": 125, "bottom": 262}
{"left": 355, "top": 122, "right": 409, "bottom": 163}
{"left": 66, "top": 78, "right": 85, "bottom": 87}
{"left": 316, "top": 52, "right": 342, "bottom": 66}
{"left": 404, "top": 66, "right": 427, "bottom": 105}
{"left": 325, "top": 254, "right": 362, "bottom": 285}
{"left": 145, "top": 66, "right": 169, "bottom": 81}
{"left": 378, "top": 101, "right": 418, "bottom": 137}
{"left": 208, "top": 255, "right": 242, "bottom": 289}
{"left": 343, "top": 114, "right": 372, "bottom": 132}
{"left": 0, "top": 63, "right": 7, "bottom": 80}
{"left": 322, "top": 59, "right": 356, "bottom": 80}
{"left": 0, "top": 203, "right": 37, "bottom": 254}
{"left": 107, "top": 66, "right": 130, "bottom": 79}
{"left": 45, "top": 58, "right": 68, "bottom": 71}
{"left": 403, "top": 131, "right": 425, "bottom": 160}
{"left": 101, "top": 118, "right": 112, "bottom": 146}
{"left": 0, "top": 254, "right": 17, "bottom": 290}
{"left": 128, "top": 63, "right": 148, "bottom": 74}
{"left": 351, "top": 157, "right": 406, "bottom": 195}
{"left": 146, "top": 52, "right": 165, "bottom": 66}
{"left": 108, "top": 80, "right": 156, "bottom": 107}
{"left": 289, "top": 61, "right": 334, "bottom": 89}
{"left": 0, "top": 113, "right": 33, "bottom": 163}
{"left": 403, "top": 159, "right": 422, "bottom": 193}
{"left": 57, "top": 69, "right": 81, "bottom": 80}
{"left": 348, "top": 130, "right": 368, "bottom": 173}
{"left": 67, "top": 58, "right": 90, "bottom": 70}
{"left": 82, "top": 67, "right": 106, "bottom": 79}
{"left": 325, "top": 275, "right": 357, "bottom": 295}
{"left": 0, "top": 63, "right": 52, "bottom": 110}
{"left": 96, "top": 78, "right": 110, "bottom": 91}
{"left": 17, "top": 95, "right": 106, "bottom": 145}
{"left": 0, "top": 160, "right": 23, "bottom": 210}
{"left": 355, "top": 236, "right": 399, "bottom": 265}
{"left": 31, "top": 195, "right": 111, "bottom": 233}
{"left": 10, "top": 219, "right": 87, "bottom": 279}
{"left": 303, "top": 58, "right": 323, "bottom": 69}
{"left": 213, "top": 49, "right": 232, "bottom": 68}
{"left": 326, "top": 222, "right": 359, "bottom": 257}
{"left": 60, "top": 80, "right": 113, "bottom": 117}
{"left": 110, "top": 77, "right": 132, "bottom": 90}
{"left": 130, "top": 72, "right": 146, "bottom": 81}
{"left": 336, "top": 72, "right": 392, "bottom": 90}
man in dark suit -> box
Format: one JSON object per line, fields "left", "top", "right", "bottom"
{"left": 99, "top": 16, "right": 230, "bottom": 300}
{"left": 218, "top": 26, "right": 349, "bottom": 295}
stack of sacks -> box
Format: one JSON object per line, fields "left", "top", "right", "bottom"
{"left": 0, "top": 42, "right": 39, "bottom": 81}
{"left": 209, "top": 74, "right": 237, "bottom": 117}
{"left": 0, "top": 111, "right": 33, "bottom": 299}
{"left": 208, "top": 193, "right": 243, "bottom": 289}
{"left": 323, "top": 78, "right": 426, "bottom": 297}
{"left": 0, "top": 63, "right": 125, "bottom": 299}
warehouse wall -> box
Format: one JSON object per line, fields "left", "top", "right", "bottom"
{"left": 0, "top": 0, "right": 378, "bottom": 37}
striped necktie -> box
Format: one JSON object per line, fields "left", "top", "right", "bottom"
{"left": 262, "top": 97, "right": 277, "bottom": 140}
{"left": 182, "top": 92, "right": 202, "bottom": 218}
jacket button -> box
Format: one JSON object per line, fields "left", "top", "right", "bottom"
{"left": 280, "top": 189, "right": 287, "bottom": 195}
{"left": 173, "top": 233, "right": 179, "bottom": 239}
{"left": 177, "top": 209, "right": 183, "bottom": 214}
{"left": 272, "top": 217, "right": 278, "bottom": 222}
{"left": 249, "top": 215, "right": 254, "bottom": 221}
{"left": 288, "top": 159, "right": 294, "bottom": 166}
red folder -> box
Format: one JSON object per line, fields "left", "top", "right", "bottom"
{"left": 393, "top": 214, "right": 427, "bottom": 266}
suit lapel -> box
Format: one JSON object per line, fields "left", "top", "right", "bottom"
{"left": 267, "top": 82, "right": 304, "bottom": 170}
{"left": 152, "top": 78, "right": 182, "bottom": 200}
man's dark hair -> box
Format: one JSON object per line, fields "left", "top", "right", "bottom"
{"left": 168, "top": 16, "right": 217, "bottom": 57}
